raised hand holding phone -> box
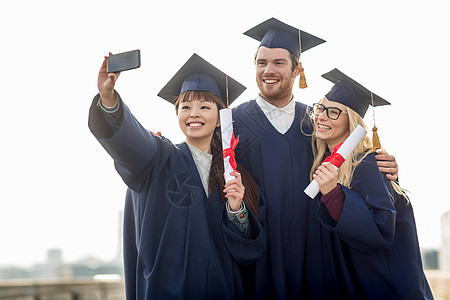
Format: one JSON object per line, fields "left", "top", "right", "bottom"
{"left": 97, "top": 50, "right": 141, "bottom": 107}
{"left": 97, "top": 53, "right": 119, "bottom": 107}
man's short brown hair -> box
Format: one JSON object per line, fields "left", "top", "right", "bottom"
{"left": 254, "top": 47, "right": 299, "bottom": 73}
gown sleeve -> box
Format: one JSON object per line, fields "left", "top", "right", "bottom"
{"left": 221, "top": 190, "right": 266, "bottom": 266}
{"left": 317, "top": 152, "right": 396, "bottom": 253}
{"left": 320, "top": 185, "right": 345, "bottom": 222}
{"left": 88, "top": 92, "right": 173, "bottom": 192}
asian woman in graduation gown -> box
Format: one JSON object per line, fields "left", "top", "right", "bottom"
{"left": 88, "top": 53, "right": 266, "bottom": 300}
{"left": 307, "top": 69, "right": 433, "bottom": 299}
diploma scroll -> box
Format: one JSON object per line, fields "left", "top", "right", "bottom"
{"left": 304, "top": 125, "right": 367, "bottom": 199}
{"left": 220, "top": 108, "right": 237, "bottom": 183}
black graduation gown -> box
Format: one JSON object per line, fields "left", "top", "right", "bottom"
{"left": 233, "top": 100, "right": 324, "bottom": 299}
{"left": 88, "top": 95, "right": 266, "bottom": 300}
{"left": 316, "top": 152, "right": 433, "bottom": 299}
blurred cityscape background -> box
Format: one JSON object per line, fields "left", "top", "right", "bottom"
{"left": 1, "top": 210, "right": 450, "bottom": 299}
{"left": 0, "top": 211, "right": 125, "bottom": 299}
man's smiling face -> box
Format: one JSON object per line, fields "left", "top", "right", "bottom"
{"left": 255, "top": 46, "right": 299, "bottom": 107}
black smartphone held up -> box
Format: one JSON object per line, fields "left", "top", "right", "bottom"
{"left": 107, "top": 49, "right": 141, "bottom": 73}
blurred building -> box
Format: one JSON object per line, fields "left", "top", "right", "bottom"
{"left": 32, "top": 248, "right": 68, "bottom": 278}
{"left": 114, "top": 210, "right": 124, "bottom": 266}
{"left": 441, "top": 209, "right": 450, "bottom": 270}
{"left": 422, "top": 249, "right": 439, "bottom": 270}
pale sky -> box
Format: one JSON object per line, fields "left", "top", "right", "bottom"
{"left": 1, "top": 0, "right": 449, "bottom": 267}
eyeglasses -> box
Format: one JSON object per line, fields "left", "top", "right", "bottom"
{"left": 312, "top": 103, "right": 347, "bottom": 120}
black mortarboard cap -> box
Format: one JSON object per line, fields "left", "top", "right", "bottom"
{"left": 157, "top": 53, "right": 246, "bottom": 106}
{"left": 243, "top": 17, "right": 326, "bottom": 58}
{"left": 322, "top": 68, "right": 390, "bottom": 118}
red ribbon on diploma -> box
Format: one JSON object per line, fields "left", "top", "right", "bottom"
{"left": 323, "top": 142, "right": 345, "bottom": 167}
{"left": 223, "top": 134, "right": 239, "bottom": 171}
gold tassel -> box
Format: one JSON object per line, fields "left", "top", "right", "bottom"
{"left": 298, "top": 30, "right": 307, "bottom": 89}
{"left": 299, "top": 65, "right": 307, "bottom": 89}
{"left": 372, "top": 126, "right": 381, "bottom": 149}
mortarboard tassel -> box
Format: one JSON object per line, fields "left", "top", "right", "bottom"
{"left": 370, "top": 92, "right": 381, "bottom": 149}
{"left": 299, "top": 64, "right": 308, "bottom": 89}
{"left": 298, "top": 30, "right": 307, "bottom": 89}
{"left": 372, "top": 126, "right": 381, "bottom": 149}
{"left": 226, "top": 75, "right": 229, "bottom": 108}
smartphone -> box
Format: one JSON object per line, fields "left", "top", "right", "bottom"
{"left": 107, "top": 49, "right": 141, "bottom": 73}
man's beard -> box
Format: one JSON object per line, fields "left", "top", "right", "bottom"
{"left": 257, "top": 76, "right": 295, "bottom": 106}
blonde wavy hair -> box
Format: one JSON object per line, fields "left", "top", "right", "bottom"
{"left": 309, "top": 101, "right": 407, "bottom": 199}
